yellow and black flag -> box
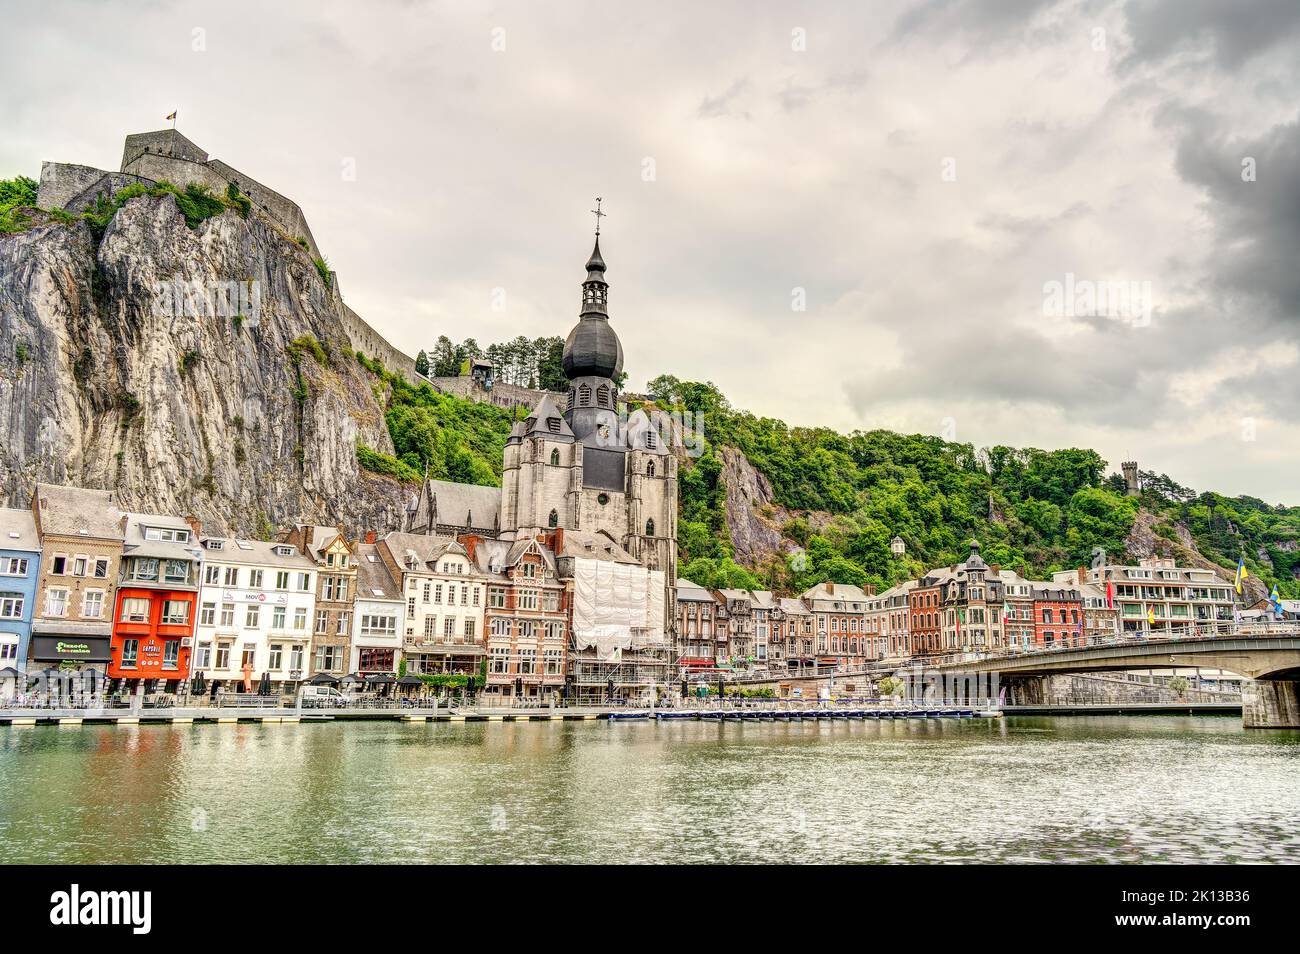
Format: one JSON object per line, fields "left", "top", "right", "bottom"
{"left": 165, "top": 110, "right": 177, "bottom": 121}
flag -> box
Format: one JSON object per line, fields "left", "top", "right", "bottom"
{"left": 1105, "top": 579, "right": 1115, "bottom": 609}
{"left": 1147, "top": 607, "right": 1156, "bottom": 625}
{"left": 956, "top": 607, "right": 965, "bottom": 638}
{"left": 166, "top": 110, "right": 177, "bottom": 121}
{"left": 1271, "top": 584, "right": 1284, "bottom": 616}
{"left": 1001, "top": 600, "right": 1011, "bottom": 624}
{"left": 1235, "top": 555, "right": 1248, "bottom": 594}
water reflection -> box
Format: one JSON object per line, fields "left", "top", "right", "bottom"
{"left": 1, "top": 717, "right": 1297, "bottom": 863}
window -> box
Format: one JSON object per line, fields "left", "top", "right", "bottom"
{"left": 323, "top": 575, "right": 346, "bottom": 601}
{"left": 272, "top": 606, "right": 287, "bottom": 630}
{"left": 422, "top": 582, "right": 431, "bottom": 603}
{"left": 361, "top": 614, "right": 397, "bottom": 637}
{"left": 433, "top": 583, "right": 442, "bottom": 604}
{"left": 245, "top": 605, "right": 259, "bottom": 629}
{"left": 0, "top": 594, "right": 24, "bottom": 618}
{"left": 464, "top": 618, "right": 476, "bottom": 639}
{"left": 518, "top": 590, "right": 538, "bottom": 610}
{"left": 543, "top": 591, "right": 560, "bottom": 612}
{"left": 298, "top": 573, "right": 311, "bottom": 592}
{"left": 163, "top": 560, "right": 189, "bottom": 584}
{"left": 295, "top": 608, "right": 309, "bottom": 631}
{"left": 163, "top": 640, "right": 180, "bottom": 669}
{"left": 544, "top": 650, "right": 562, "bottom": 675}
{"left": 358, "top": 648, "right": 395, "bottom": 671}
{"left": 550, "top": 448, "right": 560, "bottom": 466}
{"left": 131, "top": 558, "right": 158, "bottom": 581}
{"left": 333, "top": 610, "right": 347, "bottom": 634}
{"left": 518, "top": 649, "right": 536, "bottom": 674}
{"left": 120, "top": 598, "right": 149, "bottom": 623}
{"left": 489, "top": 588, "right": 506, "bottom": 609}
{"left": 72, "top": 556, "right": 87, "bottom": 576}
{"left": 316, "top": 609, "right": 329, "bottom": 633}
{"left": 145, "top": 526, "right": 190, "bottom": 543}
{"left": 472, "top": 588, "right": 480, "bottom": 607}
{"left": 548, "top": 509, "right": 558, "bottom": 528}
{"left": 94, "top": 558, "right": 109, "bottom": 579}
{"left": 268, "top": 644, "right": 283, "bottom": 670}
{"left": 121, "top": 639, "right": 139, "bottom": 667}
{"left": 249, "top": 569, "right": 264, "bottom": 588}
{"left": 315, "top": 645, "right": 343, "bottom": 672}
{"left": 195, "top": 642, "right": 211, "bottom": 668}
{"left": 491, "top": 646, "right": 508, "bottom": 673}
{"left": 199, "top": 602, "right": 215, "bottom": 626}
{"left": 491, "top": 617, "right": 511, "bottom": 637}
{"left": 241, "top": 644, "right": 256, "bottom": 668}
{"left": 223, "top": 566, "right": 239, "bottom": 587}
{"left": 205, "top": 565, "right": 220, "bottom": 585}
{"left": 162, "top": 600, "right": 189, "bottom": 625}
{"left": 645, "top": 518, "right": 655, "bottom": 536}
{"left": 0, "top": 557, "right": 29, "bottom": 576}
{"left": 275, "top": 571, "right": 289, "bottom": 590}
{"left": 444, "top": 617, "right": 455, "bottom": 638}
{"left": 290, "top": 645, "right": 304, "bottom": 672}
{"left": 219, "top": 603, "right": 235, "bottom": 628}
{"left": 82, "top": 591, "right": 104, "bottom": 618}
{"left": 215, "top": 643, "right": 231, "bottom": 669}
{"left": 545, "top": 621, "right": 565, "bottom": 641}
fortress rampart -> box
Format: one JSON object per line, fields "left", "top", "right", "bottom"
{"left": 36, "top": 129, "right": 416, "bottom": 381}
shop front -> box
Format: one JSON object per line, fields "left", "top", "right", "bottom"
{"left": 26, "top": 629, "right": 112, "bottom": 700}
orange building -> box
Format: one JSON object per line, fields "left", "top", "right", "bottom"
{"left": 107, "top": 514, "right": 201, "bottom": 691}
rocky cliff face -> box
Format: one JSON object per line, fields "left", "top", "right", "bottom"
{"left": 0, "top": 194, "right": 408, "bottom": 534}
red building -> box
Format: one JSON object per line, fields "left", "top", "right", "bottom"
{"left": 909, "top": 581, "right": 943, "bottom": 656}
{"left": 1032, "top": 583, "right": 1084, "bottom": 649}
{"left": 107, "top": 514, "right": 201, "bottom": 691}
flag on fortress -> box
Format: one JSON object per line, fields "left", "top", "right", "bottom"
{"left": 166, "top": 110, "right": 177, "bottom": 120}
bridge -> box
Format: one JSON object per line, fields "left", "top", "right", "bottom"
{"left": 936, "top": 628, "right": 1300, "bottom": 728}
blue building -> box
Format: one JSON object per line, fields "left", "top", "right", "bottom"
{"left": 0, "top": 507, "right": 42, "bottom": 684}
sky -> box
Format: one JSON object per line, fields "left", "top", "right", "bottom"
{"left": 4, "top": 0, "right": 1299, "bottom": 503}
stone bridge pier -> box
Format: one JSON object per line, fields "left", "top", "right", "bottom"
{"left": 1242, "top": 679, "right": 1300, "bottom": 728}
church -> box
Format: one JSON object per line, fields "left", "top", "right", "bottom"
{"left": 406, "top": 229, "right": 679, "bottom": 699}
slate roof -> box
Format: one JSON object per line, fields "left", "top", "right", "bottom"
{"left": 353, "top": 542, "right": 402, "bottom": 600}
{"left": 198, "top": 536, "right": 317, "bottom": 570}
{"left": 0, "top": 507, "right": 40, "bottom": 551}
{"left": 33, "top": 483, "right": 122, "bottom": 540}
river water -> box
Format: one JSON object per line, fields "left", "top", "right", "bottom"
{"left": 2, "top": 716, "right": 1297, "bottom": 864}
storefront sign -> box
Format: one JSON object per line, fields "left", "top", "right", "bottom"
{"left": 30, "top": 635, "right": 111, "bottom": 662}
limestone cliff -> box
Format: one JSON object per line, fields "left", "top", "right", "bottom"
{"left": 0, "top": 193, "right": 408, "bottom": 535}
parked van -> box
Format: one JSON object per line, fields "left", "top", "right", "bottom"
{"left": 298, "top": 685, "right": 348, "bottom": 708}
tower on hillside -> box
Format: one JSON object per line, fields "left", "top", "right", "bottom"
{"left": 1122, "top": 461, "right": 1140, "bottom": 497}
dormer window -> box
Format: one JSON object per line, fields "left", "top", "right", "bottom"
{"left": 547, "top": 417, "right": 560, "bottom": 433}
{"left": 204, "top": 539, "right": 224, "bottom": 551}
{"left": 273, "top": 545, "right": 294, "bottom": 557}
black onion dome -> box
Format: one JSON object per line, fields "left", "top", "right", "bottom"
{"left": 563, "top": 316, "right": 623, "bottom": 379}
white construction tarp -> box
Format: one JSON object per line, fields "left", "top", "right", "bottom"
{"left": 572, "top": 559, "right": 667, "bottom": 659}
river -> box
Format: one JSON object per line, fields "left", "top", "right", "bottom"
{"left": 2, "top": 716, "right": 1297, "bottom": 864}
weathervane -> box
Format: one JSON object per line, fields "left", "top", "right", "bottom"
{"left": 590, "top": 197, "right": 605, "bottom": 236}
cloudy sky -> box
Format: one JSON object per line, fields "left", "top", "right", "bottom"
{"left": 4, "top": 0, "right": 1299, "bottom": 502}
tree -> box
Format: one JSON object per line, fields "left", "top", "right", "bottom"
{"left": 414, "top": 350, "right": 429, "bottom": 377}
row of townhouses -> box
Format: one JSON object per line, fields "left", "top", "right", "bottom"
{"left": 671, "top": 541, "right": 1239, "bottom": 677}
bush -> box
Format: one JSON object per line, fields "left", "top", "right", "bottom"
{"left": 312, "top": 256, "right": 332, "bottom": 288}
{"left": 287, "top": 335, "right": 329, "bottom": 367}
{"left": 356, "top": 444, "right": 421, "bottom": 482}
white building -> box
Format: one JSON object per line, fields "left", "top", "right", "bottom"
{"left": 377, "top": 532, "right": 487, "bottom": 676}
{"left": 351, "top": 542, "right": 405, "bottom": 675}
{"left": 192, "top": 537, "right": 317, "bottom": 694}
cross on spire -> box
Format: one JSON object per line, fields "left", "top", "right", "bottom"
{"left": 590, "top": 197, "right": 605, "bottom": 236}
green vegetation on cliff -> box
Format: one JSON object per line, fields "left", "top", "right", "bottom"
{"left": 356, "top": 353, "right": 513, "bottom": 486}
{"left": 647, "top": 376, "right": 1300, "bottom": 598}
{"left": 346, "top": 356, "right": 1298, "bottom": 599}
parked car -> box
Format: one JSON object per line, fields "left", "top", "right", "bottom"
{"left": 298, "top": 685, "right": 349, "bottom": 708}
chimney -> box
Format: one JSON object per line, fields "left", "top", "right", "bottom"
{"left": 990, "top": 564, "right": 1001, "bottom": 574}
{"left": 1077, "top": 567, "right": 1086, "bottom": 584}
{"left": 184, "top": 514, "right": 202, "bottom": 539}
{"left": 365, "top": 530, "right": 377, "bottom": 544}
{"left": 459, "top": 533, "right": 480, "bottom": 563}
{"left": 303, "top": 526, "right": 314, "bottom": 549}
{"left": 826, "top": 582, "right": 834, "bottom": 594}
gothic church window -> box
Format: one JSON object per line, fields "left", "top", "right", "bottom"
{"left": 645, "top": 518, "right": 655, "bottom": 536}
{"left": 550, "top": 448, "right": 560, "bottom": 466}
{"left": 548, "top": 509, "right": 558, "bottom": 528}
{"left": 647, "top": 460, "right": 655, "bottom": 477}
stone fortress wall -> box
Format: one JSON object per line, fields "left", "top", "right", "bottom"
{"left": 35, "top": 129, "right": 416, "bottom": 382}
{"left": 425, "top": 375, "right": 562, "bottom": 413}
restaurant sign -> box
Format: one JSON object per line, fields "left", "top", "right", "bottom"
{"left": 30, "top": 635, "right": 112, "bottom": 662}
